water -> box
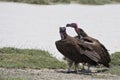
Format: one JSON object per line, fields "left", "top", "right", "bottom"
{"left": 0, "top": 2, "right": 120, "bottom": 60}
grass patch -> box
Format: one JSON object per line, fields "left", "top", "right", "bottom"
{"left": 110, "top": 52, "right": 120, "bottom": 66}
{"left": 107, "top": 66, "right": 120, "bottom": 75}
{"left": 0, "top": 47, "right": 66, "bottom": 69}
{"left": 112, "top": 0, "right": 120, "bottom": 2}
{"left": 0, "top": 47, "right": 120, "bottom": 76}
{"left": 105, "top": 52, "right": 120, "bottom": 75}
{"left": 77, "top": 0, "right": 112, "bottom": 5}
{"left": 0, "top": 0, "right": 120, "bottom": 5}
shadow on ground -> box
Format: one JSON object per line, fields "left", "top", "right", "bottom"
{"left": 56, "top": 68, "right": 109, "bottom": 75}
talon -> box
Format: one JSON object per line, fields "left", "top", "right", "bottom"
{"left": 66, "top": 70, "right": 71, "bottom": 73}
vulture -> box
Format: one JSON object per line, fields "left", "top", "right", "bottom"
{"left": 66, "top": 23, "right": 111, "bottom": 67}
{"left": 55, "top": 27, "right": 101, "bottom": 72}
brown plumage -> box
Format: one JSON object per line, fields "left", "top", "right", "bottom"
{"left": 55, "top": 27, "right": 101, "bottom": 67}
{"left": 66, "top": 23, "right": 111, "bottom": 67}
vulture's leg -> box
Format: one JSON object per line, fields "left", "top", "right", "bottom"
{"left": 80, "top": 62, "right": 86, "bottom": 72}
{"left": 74, "top": 62, "right": 79, "bottom": 73}
{"left": 66, "top": 58, "right": 73, "bottom": 73}
{"left": 81, "top": 62, "right": 85, "bottom": 70}
{"left": 87, "top": 64, "right": 91, "bottom": 72}
{"left": 97, "top": 64, "right": 103, "bottom": 72}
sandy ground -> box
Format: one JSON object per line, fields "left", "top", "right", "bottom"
{"left": 0, "top": 68, "right": 119, "bottom": 80}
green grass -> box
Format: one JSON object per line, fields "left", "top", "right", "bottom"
{"left": 105, "top": 52, "right": 120, "bottom": 75}
{"left": 0, "top": 47, "right": 120, "bottom": 76}
{"left": 0, "top": 0, "right": 120, "bottom": 5}
{"left": 113, "top": 0, "right": 120, "bottom": 2}
{"left": 107, "top": 66, "right": 120, "bottom": 75}
{"left": 110, "top": 52, "right": 120, "bottom": 66}
{"left": 0, "top": 47, "right": 66, "bottom": 69}
{"left": 77, "top": 0, "right": 112, "bottom": 5}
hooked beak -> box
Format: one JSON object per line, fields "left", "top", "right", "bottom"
{"left": 59, "top": 27, "right": 66, "bottom": 40}
{"left": 60, "top": 32, "right": 65, "bottom": 40}
{"left": 66, "top": 24, "right": 71, "bottom": 27}
{"left": 66, "top": 23, "right": 76, "bottom": 28}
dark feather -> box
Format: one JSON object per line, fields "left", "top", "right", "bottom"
{"left": 55, "top": 35, "right": 100, "bottom": 66}
{"left": 66, "top": 23, "right": 111, "bottom": 67}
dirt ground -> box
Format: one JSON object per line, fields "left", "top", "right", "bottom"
{"left": 0, "top": 68, "right": 119, "bottom": 80}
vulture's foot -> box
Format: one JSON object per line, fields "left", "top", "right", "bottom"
{"left": 86, "top": 69, "right": 91, "bottom": 73}
{"left": 66, "top": 70, "right": 78, "bottom": 73}
{"left": 66, "top": 70, "right": 72, "bottom": 73}
{"left": 80, "top": 68, "right": 86, "bottom": 72}
{"left": 74, "top": 70, "right": 79, "bottom": 74}
{"left": 80, "top": 69, "right": 91, "bottom": 73}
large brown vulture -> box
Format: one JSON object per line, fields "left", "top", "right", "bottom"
{"left": 66, "top": 23, "right": 111, "bottom": 67}
{"left": 55, "top": 27, "right": 101, "bottom": 72}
